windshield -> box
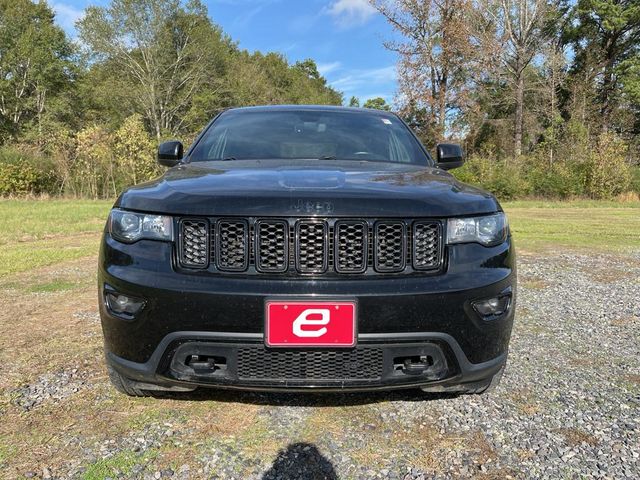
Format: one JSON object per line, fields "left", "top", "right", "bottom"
{"left": 189, "top": 109, "right": 431, "bottom": 165}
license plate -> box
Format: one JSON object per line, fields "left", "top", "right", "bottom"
{"left": 265, "top": 300, "right": 357, "bottom": 348}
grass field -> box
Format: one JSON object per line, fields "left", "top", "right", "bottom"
{"left": 1, "top": 199, "right": 638, "bottom": 277}
{"left": 504, "top": 200, "right": 640, "bottom": 252}
{"left": 0, "top": 200, "right": 111, "bottom": 277}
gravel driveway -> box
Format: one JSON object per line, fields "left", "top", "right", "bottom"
{"left": 2, "top": 250, "right": 639, "bottom": 479}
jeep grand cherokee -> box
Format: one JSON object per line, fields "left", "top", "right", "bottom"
{"left": 98, "top": 105, "right": 516, "bottom": 396}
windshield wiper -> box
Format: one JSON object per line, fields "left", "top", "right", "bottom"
{"left": 318, "top": 155, "right": 337, "bottom": 160}
{"left": 221, "top": 157, "right": 237, "bottom": 161}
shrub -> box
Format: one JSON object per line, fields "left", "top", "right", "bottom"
{"left": 584, "top": 133, "right": 631, "bottom": 199}
{"left": 0, "top": 147, "right": 60, "bottom": 196}
{"left": 526, "top": 159, "right": 586, "bottom": 198}
{"left": 74, "top": 125, "right": 116, "bottom": 198}
{"left": 630, "top": 166, "right": 640, "bottom": 194}
{"left": 113, "top": 115, "right": 160, "bottom": 189}
{"left": 453, "top": 155, "right": 530, "bottom": 200}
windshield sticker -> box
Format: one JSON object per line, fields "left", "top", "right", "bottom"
{"left": 382, "top": 118, "right": 392, "bottom": 125}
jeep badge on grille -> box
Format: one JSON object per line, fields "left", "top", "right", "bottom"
{"left": 291, "top": 199, "right": 334, "bottom": 214}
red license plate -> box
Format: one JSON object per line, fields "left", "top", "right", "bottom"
{"left": 265, "top": 300, "right": 357, "bottom": 347}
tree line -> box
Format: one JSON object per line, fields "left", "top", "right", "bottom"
{"left": 371, "top": 0, "right": 640, "bottom": 199}
{"left": 0, "top": 0, "right": 638, "bottom": 199}
{"left": 0, "top": 0, "right": 341, "bottom": 197}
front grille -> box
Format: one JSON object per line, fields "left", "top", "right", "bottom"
{"left": 237, "top": 347, "right": 384, "bottom": 380}
{"left": 177, "top": 217, "right": 443, "bottom": 276}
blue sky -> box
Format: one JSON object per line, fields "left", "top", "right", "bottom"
{"left": 49, "top": 0, "right": 400, "bottom": 105}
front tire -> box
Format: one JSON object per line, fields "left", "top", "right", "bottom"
{"left": 107, "top": 365, "right": 150, "bottom": 397}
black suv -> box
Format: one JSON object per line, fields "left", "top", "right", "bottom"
{"left": 99, "top": 105, "right": 515, "bottom": 396}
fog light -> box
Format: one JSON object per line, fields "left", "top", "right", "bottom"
{"left": 472, "top": 295, "right": 511, "bottom": 318}
{"left": 106, "top": 292, "right": 145, "bottom": 316}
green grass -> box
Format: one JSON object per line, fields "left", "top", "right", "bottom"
{"left": 0, "top": 199, "right": 112, "bottom": 277}
{"left": 0, "top": 442, "right": 15, "bottom": 469}
{"left": 503, "top": 200, "right": 640, "bottom": 252}
{"left": 504, "top": 199, "right": 640, "bottom": 209}
{"left": 0, "top": 234, "right": 103, "bottom": 277}
{"left": 0, "top": 199, "right": 112, "bottom": 245}
{"left": 82, "top": 450, "right": 154, "bottom": 480}
{"left": 28, "top": 280, "right": 82, "bottom": 293}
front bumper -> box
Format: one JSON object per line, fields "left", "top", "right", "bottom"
{"left": 99, "top": 235, "right": 515, "bottom": 392}
{"left": 106, "top": 331, "right": 507, "bottom": 393}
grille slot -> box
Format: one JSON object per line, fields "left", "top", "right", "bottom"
{"left": 374, "top": 221, "right": 406, "bottom": 272}
{"left": 255, "top": 220, "right": 288, "bottom": 272}
{"left": 296, "top": 221, "right": 328, "bottom": 273}
{"left": 413, "top": 221, "right": 442, "bottom": 270}
{"left": 179, "top": 219, "right": 208, "bottom": 268}
{"left": 237, "top": 347, "right": 384, "bottom": 380}
{"left": 216, "top": 219, "right": 249, "bottom": 271}
{"left": 335, "top": 221, "right": 368, "bottom": 273}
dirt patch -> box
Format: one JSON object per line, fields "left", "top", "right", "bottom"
{"left": 506, "top": 388, "right": 541, "bottom": 416}
{"left": 587, "top": 268, "right": 637, "bottom": 284}
{"left": 611, "top": 316, "right": 639, "bottom": 327}
{"left": 623, "top": 374, "right": 640, "bottom": 385}
{"left": 519, "top": 275, "right": 549, "bottom": 289}
{"left": 556, "top": 427, "right": 599, "bottom": 447}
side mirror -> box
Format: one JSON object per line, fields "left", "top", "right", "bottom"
{"left": 157, "top": 141, "right": 183, "bottom": 167}
{"left": 436, "top": 143, "right": 464, "bottom": 170}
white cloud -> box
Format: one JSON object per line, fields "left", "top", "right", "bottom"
{"left": 51, "top": 2, "right": 84, "bottom": 34}
{"left": 325, "top": 65, "right": 397, "bottom": 104}
{"left": 317, "top": 61, "right": 342, "bottom": 76}
{"left": 331, "top": 65, "right": 396, "bottom": 91}
{"left": 326, "top": 0, "right": 377, "bottom": 28}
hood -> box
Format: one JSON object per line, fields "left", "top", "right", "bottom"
{"left": 116, "top": 160, "right": 500, "bottom": 217}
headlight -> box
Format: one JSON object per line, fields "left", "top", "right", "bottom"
{"left": 109, "top": 209, "right": 173, "bottom": 243}
{"left": 446, "top": 213, "right": 508, "bottom": 246}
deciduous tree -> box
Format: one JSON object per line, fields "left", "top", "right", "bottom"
{"left": 473, "top": 0, "right": 559, "bottom": 156}
{"left": 371, "top": 0, "right": 474, "bottom": 142}
{"left": 78, "top": 0, "right": 230, "bottom": 139}
{"left": 0, "top": 0, "right": 74, "bottom": 141}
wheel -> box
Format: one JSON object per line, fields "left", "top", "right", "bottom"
{"left": 107, "top": 365, "right": 150, "bottom": 397}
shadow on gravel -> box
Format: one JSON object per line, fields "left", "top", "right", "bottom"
{"left": 261, "top": 442, "right": 337, "bottom": 480}
{"left": 150, "top": 388, "right": 459, "bottom": 406}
